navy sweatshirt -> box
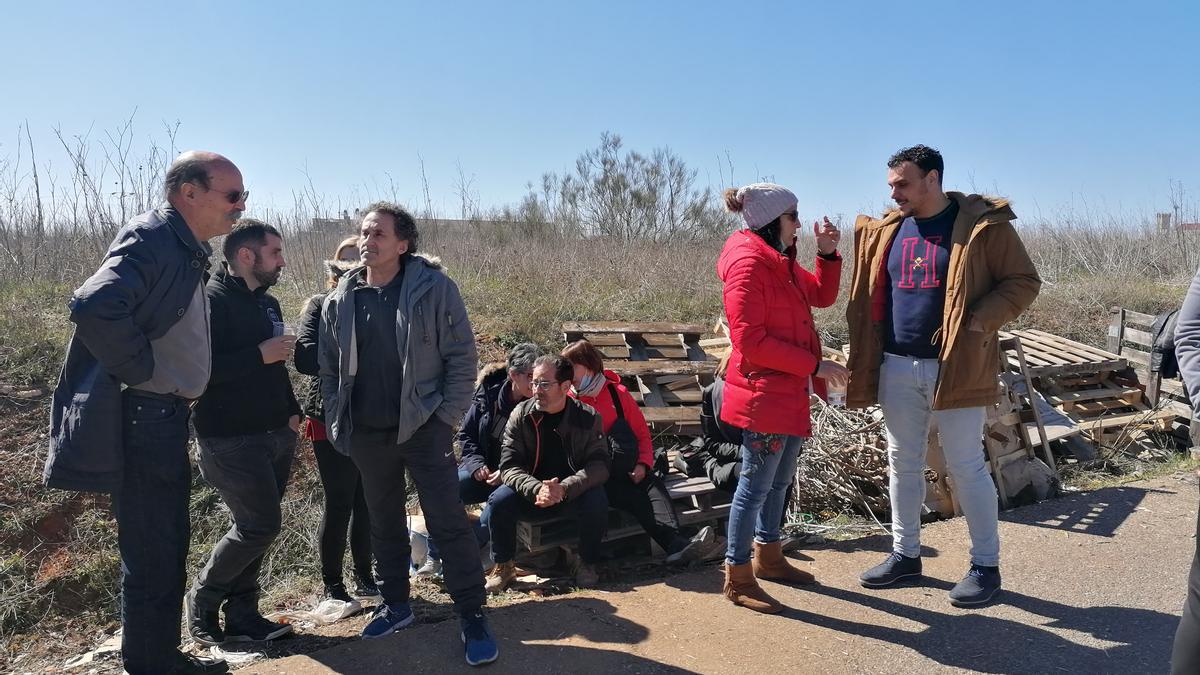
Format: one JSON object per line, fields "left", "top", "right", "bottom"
{"left": 884, "top": 201, "right": 958, "bottom": 358}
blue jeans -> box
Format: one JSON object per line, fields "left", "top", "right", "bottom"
{"left": 191, "top": 427, "right": 296, "bottom": 615}
{"left": 426, "top": 468, "right": 494, "bottom": 562}
{"left": 486, "top": 483, "right": 609, "bottom": 564}
{"left": 725, "top": 431, "right": 803, "bottom": 565}
{"left": 879, "top": 353, "right": 999, "bottom": 566}
{"left": 114, "top": 390, "right": 193, "bottom": 675}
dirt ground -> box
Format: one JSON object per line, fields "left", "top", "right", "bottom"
{"left": 231, "top": 472, "right": 1197, "bottom": 675}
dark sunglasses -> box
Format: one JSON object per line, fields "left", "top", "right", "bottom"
{"left": 206, "top": 186, "right": 249, "bottom": 204}
{"left": 782, "top": 211, "right": 799, "bottom": 220}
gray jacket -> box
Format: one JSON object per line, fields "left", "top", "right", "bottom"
{"left": 45, "top": 206, "right": 212, "bottom": 493}
{"left": 1174, "top": 265, "right": 1200, "bottom": 424}
{"left": 318, "top": 255, "right": 477, "bottom": 454}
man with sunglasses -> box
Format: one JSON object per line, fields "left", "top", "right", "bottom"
{"left": 46, "top": 151, "right": 246, "bottom": 675}
{"left": 484, "top": 355, "right": 611, "bottom": 592}
{"left": 318, "top": 202, "right": 498, "bottom": 666}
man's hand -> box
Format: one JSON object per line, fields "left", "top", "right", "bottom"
{"left": 486, "top": 470, "right": 503, "bottom": 487}
{"left": 473, "top": 468, "right": 490, "bottom": 482}
{"left": 815, "top": 360, "right": 849, "bottom": 387}
{"left": 288, "top": 415, "right": 300, "bottom": 433}
{"left": 260, "top": 335, "right": 297, "bottom": 364}
{"left": 814, "top": 216, "right": 840, "bottom": 255}
{"left": 629, "top": 463, "right": 648, "bottom": 484}
{"left": 535, "top": 478, "right": 565, "bottom": 508}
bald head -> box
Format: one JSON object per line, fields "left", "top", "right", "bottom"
{"left": 164, "top": 151, "right": 237, "bottom": 199}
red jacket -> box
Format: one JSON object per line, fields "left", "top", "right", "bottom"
{"left": 570, "top": 370, "right": 654, "bottom": 469}
{"left": 716, "top": 230, "right": 842, "bottom": 437}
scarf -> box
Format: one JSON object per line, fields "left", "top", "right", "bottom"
{"left": 572, "top": 370, "right": 607, "bottom": 399}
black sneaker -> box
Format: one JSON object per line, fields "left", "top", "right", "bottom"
{"left": 859, "top": 551, "right": 923, "bottom": 588}
{"left": 949, "top": 565, "right": 1002, "bottom": 607}
{"left": 325, "top": 583, "right": 354, "bottom": 603}
{"left": 223, "top": 613, "right": 294, "bottom": 642}
{"left": 169, "top": 651, "right": 229, "bottom": 674}
{"left": 355, "top": 578, "right": 381, "bottom": 598}
{"left": 185, "top": 590, "right": 225, "bottom": 646}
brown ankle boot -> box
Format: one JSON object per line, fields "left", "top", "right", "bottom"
{"left": 753, "top": 540, "right": 816, "bottom": 585}
{"left": 723, "top": 561, "right": 783, "bottom": 614}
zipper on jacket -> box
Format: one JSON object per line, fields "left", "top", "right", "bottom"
{"left": 447, "top": 311, "right": 462, "bottom": 342}
{"left": 531, "top": 413, "right": 542, "bottom": 475}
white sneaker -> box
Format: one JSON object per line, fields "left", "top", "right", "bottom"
{"left": 411, "top": 557, "right": 443, "bottom": 579}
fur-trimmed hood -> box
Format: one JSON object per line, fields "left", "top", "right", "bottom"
{"left": 476, "top": 361, "right": 507, "bottom": 387}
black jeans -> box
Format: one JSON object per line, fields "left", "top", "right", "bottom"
{"left": 115, "top": 390, "right": 193, "bottom": 675}
{"left": 605, "top": 472, "right": 686, "bottom": 553}
{"left": 192, "top": 427, "right": 296, "bottom": 616}
{"left": 1172, "top": 482, "right": 1200, "bottom": 674}
{"left": 312, "top": 437, "right": 373, "bottom": 589}
{"left": 486, "top": 483, "right": 609, "bottom": 564}
{"left": 350, "top": 418, "right": 486, "bottom": 615}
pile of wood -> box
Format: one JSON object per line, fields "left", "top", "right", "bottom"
{"left": 796, "top": 404, "right": 890, "bottom": 518}
{"left": 1004, "top": 326, "right": 1181, "bottom": 458}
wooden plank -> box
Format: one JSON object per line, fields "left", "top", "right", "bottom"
{"left": 1123, "top": 349, "right": 1151, "bottom": 368}
{"left": 636, "top": 375, "right": 667, "bottom": 407}
{"left": 624, "top": 332, "right": 650, "bottom": 361}
{"left": 665, "top": 475, "right": 721, "bottom": 497}
{"left": 627, "top": 387, "right": 701, "bottom": 405}
{"left": 1121, "top": 327, "right": 1155, "bottom": 349}
{"left": 1122, "top": 309, "right": 1157, "bottom": 326}
{"left": 641, "top": 407, "right": 702, "bottom": 424}
{"left": 1107, "top": 307, "right": 1126, "bottom": 354}
{"left": 608, "top": 361, "right": 717, "bottom": 377}
{"left": 581, "top": 333, "right": 629, "bottom": 346}
{"left": 1077, "top": 408, "right": 1177, "bottom": 432}
{"left": 643, "top": 333, "right": 686, "bottom": 347}
{"left": 563, "top": 321, "right": 708, "bottom": 335}
{"left": 1047, "top": 386, "right": 1141, "bottom": 406}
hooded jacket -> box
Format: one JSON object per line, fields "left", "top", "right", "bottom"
{"left": 318, "top": 254, "right": 477, "bottom": 454}
{"left": 845, "top": 192, "right": 1041, "bottom": 410}
{"left": 295, "top": 260, "right": 358, "bottom": 422}
{"left": 716, "top": 229, "right": 842, "bottom": 437}
{"left": 456, "top": 363, "right": 526, "bottom": 476}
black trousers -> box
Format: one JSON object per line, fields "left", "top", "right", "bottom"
{"left": 312, "top": 437, "right": 373, "bottom": 589}
{"left": 1172, "top": 482, "right": 1200, "bottom": 675}
{"left": 349, "top": 418, "right": 486, "bottom": 615}
{"left": 605, "top": 472, "right": 686, "bottom": 553}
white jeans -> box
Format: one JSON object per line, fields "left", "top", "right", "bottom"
{"left": 879, "top": 353, "right": 1000, "bottom": 567}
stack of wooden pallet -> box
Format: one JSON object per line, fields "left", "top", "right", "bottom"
{"left": 1002, "top": 328, "right": 1176, "bottom": 451}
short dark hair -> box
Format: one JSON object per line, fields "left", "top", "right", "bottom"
{"left": 362, "top": 201, "right": 420, "bottom": 254}
{"left": 888, "top": 145, "right": 944, "bottom": 185}
{"left": 164, "top": 155, "right": 212, "bottom": 197}
{"left": 224, "top": 218, "right": 281, "bottom": 262}
{"left": 533, "top": 355, "right": 574, "bottom": 384}
{"left": 561, "top": 339, "right": 605, "bottom": 375}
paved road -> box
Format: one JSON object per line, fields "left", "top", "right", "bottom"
{"left": 241, "top": 474, "right": 1197, "bottom": 674}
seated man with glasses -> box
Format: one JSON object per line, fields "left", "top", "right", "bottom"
{"left": 484, "top": 355, "right": 611, "bottom": 592}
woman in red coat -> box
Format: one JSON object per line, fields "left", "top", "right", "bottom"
{"left": 717, "top": 183, "right": 847, "bottom": 613}
{"left": 562, "top": 340, "right": 714, "bottom": 563}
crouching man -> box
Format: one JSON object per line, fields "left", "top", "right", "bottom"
{"left": 485, "top": 355, "right": 610, "bottom": 592}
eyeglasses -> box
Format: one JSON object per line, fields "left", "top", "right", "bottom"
{"left": 531, "top": 380, "right": 559, "bottom": 391}
{"left": 207, "top": 186, "right": 249, "bottom": 204}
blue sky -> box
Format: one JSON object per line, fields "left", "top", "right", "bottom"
{"left": 2, "top": 0, "right": 1197, "bottom": 225}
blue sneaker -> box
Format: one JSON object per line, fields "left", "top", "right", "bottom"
{"left": 859, "top": 551, "right": 922, "bottom": 588}
{"left": 361, "top": 602, "right": 414, "bottom": 639}
{"left": 949, "top": 565, "right": 1001, "bottom": 607}
{"left": 460, "top": 610, "right": 499, "bottom": 666}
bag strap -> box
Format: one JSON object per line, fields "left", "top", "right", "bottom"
{"left": 607, "top": 383, "right": 626, "bottom": 421}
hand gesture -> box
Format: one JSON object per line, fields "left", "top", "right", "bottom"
{"left": 815, "top": 360, "right": 849, "bottom": 388}
{"left": 288, "top": 415, "right": 300, "bottom": 433}
{"left": 260, "top": 335, "right": 296, "bottom": 364}
{"left": 486, "top": 470, "right": 503, "bottom": 487}
{"left": 629, "top": 463, "right": 648, "bottom": 485}
{"left": 535, "top": 478, "right": 564, "bottom": 507}
{"left": 473, "top": 468, "right": 490, "bottom": 482}
{"left": 814, "top": 216, "right": 840, "bottom": 255}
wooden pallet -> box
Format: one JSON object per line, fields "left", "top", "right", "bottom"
{"left": 1107, "top": 307, "right": 1194, "bottom": 434}
{"left": 1038, "top": 376, "right": 1177, "bottom": 442}
{"left": 1000, "top": 329, "right": 1128, "bottom": 378}
{"left": 562, "top": 322, "right": 710, "bottom": 362}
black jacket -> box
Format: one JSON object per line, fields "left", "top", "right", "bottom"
{"left": 701, "top": 379, "right": 743, "bottom": 464}
{"left": 192, "top": 264, "right": 300, "bottom": 437}
{"left": 295, "top": 292, "right": 328, "bottom": 421}
{"left": 499, "top": 397, "right": 610, "bottom": 503}
{"left": 457, "top": 364, "right": 525, "bottom": 476}
{"left": 46, "top": 206, "right": 211, "bottom": 493}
